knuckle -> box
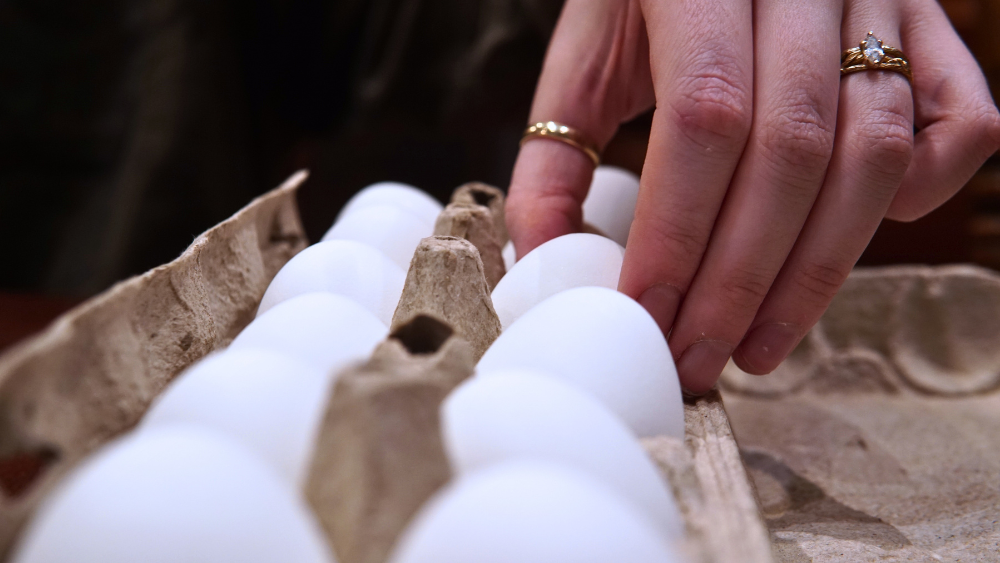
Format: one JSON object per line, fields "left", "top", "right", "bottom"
{"left": 716, "top": 266, "right": 772, "bottom": 315}
{"left": 647, "top": 218, "right": 708, "bottom": 260}
{"left": 792, "top": 259, "right": 850, "bottom": 303}
{"left": 668, "top": 51, "right": 752, "bottom": 152}
{"left": 851, "top": 101, "right": 915, "bottom": 183}
{"left": 758, "top": 95, "right": 836, "bottom": 181}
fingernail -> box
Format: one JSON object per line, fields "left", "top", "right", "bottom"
{"left": 637, "top": 283, "right": 682, "bottom": 336}
{"left": 735, "top": 322, "right": 802, "bottom": 374}
{"left": 676, "top": 340, "right": 733, "bottom": 395}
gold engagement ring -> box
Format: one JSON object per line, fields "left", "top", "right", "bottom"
{"left": 841, "top": 32, "right": 912, "bottom": 82}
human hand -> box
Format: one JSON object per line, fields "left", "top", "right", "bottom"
{"left": 505, "top": 0, "right": 1000, "bottom": 394}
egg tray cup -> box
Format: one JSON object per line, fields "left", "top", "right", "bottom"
{"left": 718, "top": 266, "right": 1000, "bottom": 562}
{"left": 0, "top": 171, "right": 995, "bottom": 562}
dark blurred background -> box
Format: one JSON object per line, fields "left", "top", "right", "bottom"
{"left": 1, "top": 0, "right": 999, "bottom": 349}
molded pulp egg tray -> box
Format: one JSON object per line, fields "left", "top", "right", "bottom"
{"left": 0, "top": 171, "right": 997, "bottom": 562}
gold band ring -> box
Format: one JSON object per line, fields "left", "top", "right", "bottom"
{"left": 841, "top": 32, "right": 912, "bottom": 82}
{"left": 520, "top": 121, "right": 601, "bottom": 167}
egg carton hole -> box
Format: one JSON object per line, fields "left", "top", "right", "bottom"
{"left": 468, "top": 188, "right": 496, "bottom": 207}
{"left": 389, "top": 315, "right": 454, "bottom": 356}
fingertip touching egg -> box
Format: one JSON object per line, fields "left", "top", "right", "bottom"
{"left": 322, "top": 205, "right": 431, "bottom": 271}
{"left": 388, "top": 460, "right": 680, "bottom": 563}
{"left": 142, "top": 348, "right": 330, "bottom": 488}
{"left": 490, "top": 233, "right": 625, "bottom": 329}
{"left": 257, "top": 240, "right": 405, "bottom": 325}
{"left": 582, "top": 166, "right": 640, "bottom": 247}
{"left": 12, "top": 426, "right": 334, "bottom": 563}
{"left": 442, "top": 369, "right": 683, "bottom": 540}
{"left": 336, "top": 181, "right": 443, "bottom": 228}
{"left": 230, "top": 292, "right": 388, "bottom": 375}
{"left": 478, "top": 286, "right": 684, "bottom": 438}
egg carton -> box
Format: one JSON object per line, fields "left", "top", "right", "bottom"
{"left": 0, "top": 172, "right": 311, "bottom": 557}
{"left": 6, "top": 170, "right": 996, "bottom": 561}
{"left": 0, "top": 170, "right": 769, "bottom": 562}
{"left": 718, "top": 265, "right": 1000, "bottom": 561}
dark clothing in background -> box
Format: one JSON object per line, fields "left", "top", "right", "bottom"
{"left": 0, "top": 0, "right": 561, "bottom": 296}
{"left": 4, "top": 0, "right": 998, "bottom": 298}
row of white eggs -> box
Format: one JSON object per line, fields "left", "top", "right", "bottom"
{"left": 321, "top": 166, "right": 640, "bottom": 276}
{"left": 259, "top": 166, "right": 638, "bottom": 328}
{"left": 13, "top": 170, "right": 687, "bottom": 563}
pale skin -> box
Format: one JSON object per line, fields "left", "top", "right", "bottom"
{"left": 505, "top": 0, "right": 1000, "bottom": 394}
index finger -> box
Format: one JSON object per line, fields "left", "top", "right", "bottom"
{"left": 506, "top": 0, "right": 653, "bottom": 259}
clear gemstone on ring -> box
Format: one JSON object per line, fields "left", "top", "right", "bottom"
{"left": 863, "top": 32, "right": 884, "bottom": 64}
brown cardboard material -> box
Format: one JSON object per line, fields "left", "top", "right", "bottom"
{"left": 720, "top": 265, "right": 1000, "bottom": 561}
{"left": 449, "top": 182, "right": 508, "bottom": 246}
{"left": 721, "top": 265, "right": 1000, "bottom": 397}
{"left": 644, "top": 392, "right": 774, "bottom": 563}
{"left": 390, "top": 236, "right": 501, "bottom": 361}
{"left": 433, "top": 203, "right": 505, "bottom": 290}
{"left": 0, "top": 171, "right": 309, "bottom": 557}
{"left": 305, "top": 316, "right": 475, "bottom": 563}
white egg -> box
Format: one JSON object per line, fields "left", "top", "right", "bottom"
{"left": 501, "top": 240, "right": 516, "bottom": 271}
{"left": 230, "top": 292, "right": 388, "bottom": 375}
{"left": 257, "top": 240, "right": 405, "bottom": 325}
{"left": 143, "top": 349, "right": 331, "bottom": 488}
{"left": 490, "top": 233, "right": 625, "bottom": 329}
{"left": 442, "top": 369, "right": 682, "bottom": 540}
{"left": 321, "top": 204, "right": 431, "bottom": 271}
{"left": 478, "top": 287, "right": 683, "bottom": 438}
{"left": 336, "top": 181, "right": 443, "bottom": 229}
{"left": 582, "top": 166, "right": 640, "bottom": 247}
{"left": 388, "top": 460, "right": 679, "bottom": 563}
{"left": 12, "top": 426, "right": 334, "bottom": 563}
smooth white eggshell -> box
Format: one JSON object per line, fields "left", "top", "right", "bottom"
{"left": 490, "top": 233, "right": 625, "bottom": 329}
{"left": 257, "top": 240, "right": 405, "bottom": 325}
{"left": 388, "top": 460, "right": 679, "bottom": 563}
{"left": 442, "top": 369, "right": 682, "bottom": 539}
{"left": 142, "top": 349, "right": 330, "bottom": 488}
{"left": 336, "top": 181, "right": 442, "bottom": 228}
{"left": 501, "top": 240, "right": 516, "bottom": 271}
{"left": 12, "top": 426, "right": 334, "bottom": 563}
{"left": 582, "top": 166, "right": 640, "bottom": 247}
{"left": 322, "top": 204, "right": 431, "bottom": 270}
{"left": 230, "top": 292, "right": 388, "bottom": 375}
{"left": 477, "top": 286, "right": 683, "bottom": 438}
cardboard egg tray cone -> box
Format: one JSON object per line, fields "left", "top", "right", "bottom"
{"left": 0, "top": 171, "right": 310, "bottom": 557}
{"left": 306, "top": 315, "right": 478, "bottom": 563}
{"left": 2, "top": 171, "right": 996, "bottom": 562}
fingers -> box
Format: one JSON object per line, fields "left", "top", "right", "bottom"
{"left": 507, "top": 142, "right": 600, "bottom": 257}
{"left": 645, "top": 0, "right": 842, "bottom": 394}
{"left": 616, "top": 0, "right": 754, "bottom": 335}
{"left": 506, "top": 0, "right": 653, "bottom": 259}
{"left": 884, "top": 0, "right": 1000, "bottom": 221}
{"left": 734, "top": 6, "right": 915, "bottom": 374}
